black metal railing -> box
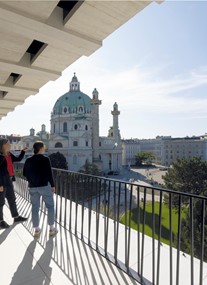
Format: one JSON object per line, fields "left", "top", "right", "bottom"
{"left": 14, "top": 163, "right": 207, "bottom": 285}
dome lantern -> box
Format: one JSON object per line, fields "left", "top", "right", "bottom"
{"left": 70, "top": 72, "right": 80, "bottom": 91}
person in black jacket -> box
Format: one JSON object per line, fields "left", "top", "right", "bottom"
{"left": 0, "top": 138, "right": 28, "bottom": 229}
{"left": 23, "top": 141, "right": 58, "bottom": 237}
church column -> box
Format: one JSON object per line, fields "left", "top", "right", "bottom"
{"left": 91, "top": 88, "right": 101, "bottom": 162}
{"left": 111, "top": 102, "right": 120, "bottom": 143}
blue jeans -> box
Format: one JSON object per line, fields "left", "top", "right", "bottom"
{"left": 29, "top": 185, "right": 55, "bottom": 228}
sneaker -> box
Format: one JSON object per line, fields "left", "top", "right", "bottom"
{"left": 49, "top": 228, "right": 58, "bottom": 237}
{"left": 34, "top": 228, "right": 41, "bottom": 238}
{"left": 0, "top": 220, "right": 10, "bottom": 229}
{"left": 14, "top": 216, "right": 28, "bottom": 223}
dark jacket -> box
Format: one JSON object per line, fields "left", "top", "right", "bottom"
{"left": 0, "top": 155, "right": 10, "bottom": 187}
{"left": 10, "top": 150, "right": 25, "bottom": 163}
{"left": 23, "top": 154, "right": 54, "bottom": 188}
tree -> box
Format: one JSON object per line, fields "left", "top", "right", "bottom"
{"left": 163, "top": 157, "right": 207, "bottom": 260}
{"left": 180, "top": 199, "right": 207, "bottom": 261}
{"left": 164, "top": 157, "right": 207, "bottom": 198}
{"left": 80, "top": 161, "right": 101, "bottom": 176}
{"left": 49, "top": 152, "right": 68, "bottom": 170}
{"left": 135, "top": 151, "right": 155, "bottom": 166}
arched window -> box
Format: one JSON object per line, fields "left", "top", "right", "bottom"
{"left": 85, "top": 125, "right": 88, "bottom": 131}
{"left": 55, "top": 142, "right": 63, "bottom": 148}
{"left": 73, "top": 155, "right": 77, "bottom": 165}
{"left": 79, "top": 106, "right": 83, "bottom": 112}
{"left": 63, "top": 122, "right": 67, "bottom": 132}
{"left": 63, "top": 107, "right": 67, "bottom": 113}
{"left": 74, "top": 124, "right": 78, "bottom": 130}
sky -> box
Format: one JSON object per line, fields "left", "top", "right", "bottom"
{"left": 1, "top": 0, "right": 207, "bottom": 139}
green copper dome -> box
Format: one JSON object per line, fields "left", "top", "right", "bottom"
{"left": 52, "top": 74, "right": 93, "bottom": 115}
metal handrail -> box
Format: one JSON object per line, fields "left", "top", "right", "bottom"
{"left": 14, "top": 163, "right": 207, "bottom": 285}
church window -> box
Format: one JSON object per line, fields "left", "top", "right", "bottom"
{"left": 86, "top": 141, "right": 88, "bottom": 147}
{"left": 79, "top": 106, "right": 83, "bottom": 112}
{"left": 64, "top": 107, "right": 67, "bottom": 113}
{"left": 85, "top": 125, "right": 88, "bottom": 131}
{"left": 55, "top": 142, "right": 63, "bottom": 148}
{"left": 73, "top": 155, "right": 77, "bottom": 165}
{"left": 99, "top": 142, "right": 101, "bottom": 147}
{"left": 73, "top": 141, "right": 78, "bottom": 147}
{"left": 63, "top": 122, "right": 67, "bottom": 132}
{"left": 54, "top": 124, "right": 56, "bottom": 133}
{"left": 74, "top": 124, "right": 78, "bottom": 130}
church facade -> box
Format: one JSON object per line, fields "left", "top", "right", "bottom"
{"left": 48, "top": 74, "right": 122, "bottom": 173}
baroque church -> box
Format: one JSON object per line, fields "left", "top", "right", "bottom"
{"left": 23, "top": 74, "right": 122, "bottom": 173}
{"left": 48, "top": 73, "right": 122, "bottom": 173}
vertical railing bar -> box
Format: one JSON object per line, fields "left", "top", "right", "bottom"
{"left": 169, "top": 192, "right": 173, "bottom": 285}
{"left": 137, "top": 186, "right": 140, "bottom": 276}
{"left": 190, "top": 197, "right": 194, "bottom": 285}
{"left": 115, "top": 181, "right": 121, "bottom": 264}
{"left": 63, "top": 172, "right": 68, "bottom": 228}
{"left": 88, "top": 176, "right": 92, "bottom": 244}
{"left": 105, "top": 178, "right": 111, "bottom": 255}
{"left": 140, "top": 187, "right": 147, "bottom": 283}
{"left": 124, "top": 182, "right": 128, "bottom": 267}
{"left": 104, "top": 179, "right": 109, "bottom": 256}
{"left": 69, "top": 173, "right": 73, "bottom": 231}
{"left": 95, "top": 178, "right": 102, "bottom": 250}
{"left": 156, "top": 191, "right": 163, "bottom": 285}
{"left": 55, "top": 170, "right": 60, "bottom": 222}
{"left": 176, "top": 195, "right": 182, "bottom": 285}
{"left": 63, "top": 173, "right": 68, "bottom": 229}
{"left": 127, "top": 183, "right": 133, "bottom": 273}
{"left": 152, "top": 188, "right": 155, "bottom": 285}
{"left": 199, "top": 199, "right": 205, "bottom": 285}
{"left": 81, "top": 174, "right": 85, "bottom": 240}
{"left": 74, "top": 174, "right": 79, "bottom": 235}
{"left": 114, "top": 181, "right": 117, "bottom": 262}
{"left": 59, "top": 172, "right": 63, "bottom": 225}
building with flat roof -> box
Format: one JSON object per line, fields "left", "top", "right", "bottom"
{"left": 122, "top": 135, "right": 207, "bottom": 166}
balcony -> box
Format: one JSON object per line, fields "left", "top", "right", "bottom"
{"left": 1, "top": 165, "right": 207, "bottom": 285}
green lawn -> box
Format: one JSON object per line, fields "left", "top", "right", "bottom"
{"left": 120, "top": 202, "right": 187, "bottom": 246}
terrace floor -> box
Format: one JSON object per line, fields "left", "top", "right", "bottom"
{"left": 0, "top": 196, "right": 138, "bottom": 285}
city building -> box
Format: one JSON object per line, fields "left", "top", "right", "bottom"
{"left": 160, "top": 135, "right": 207, "bottom": 166}
{"left": 122, "top": 135, "right": 207, "bottom": 167}
{"left": 49, "top": 74, "right": 122, "bottom": 173}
